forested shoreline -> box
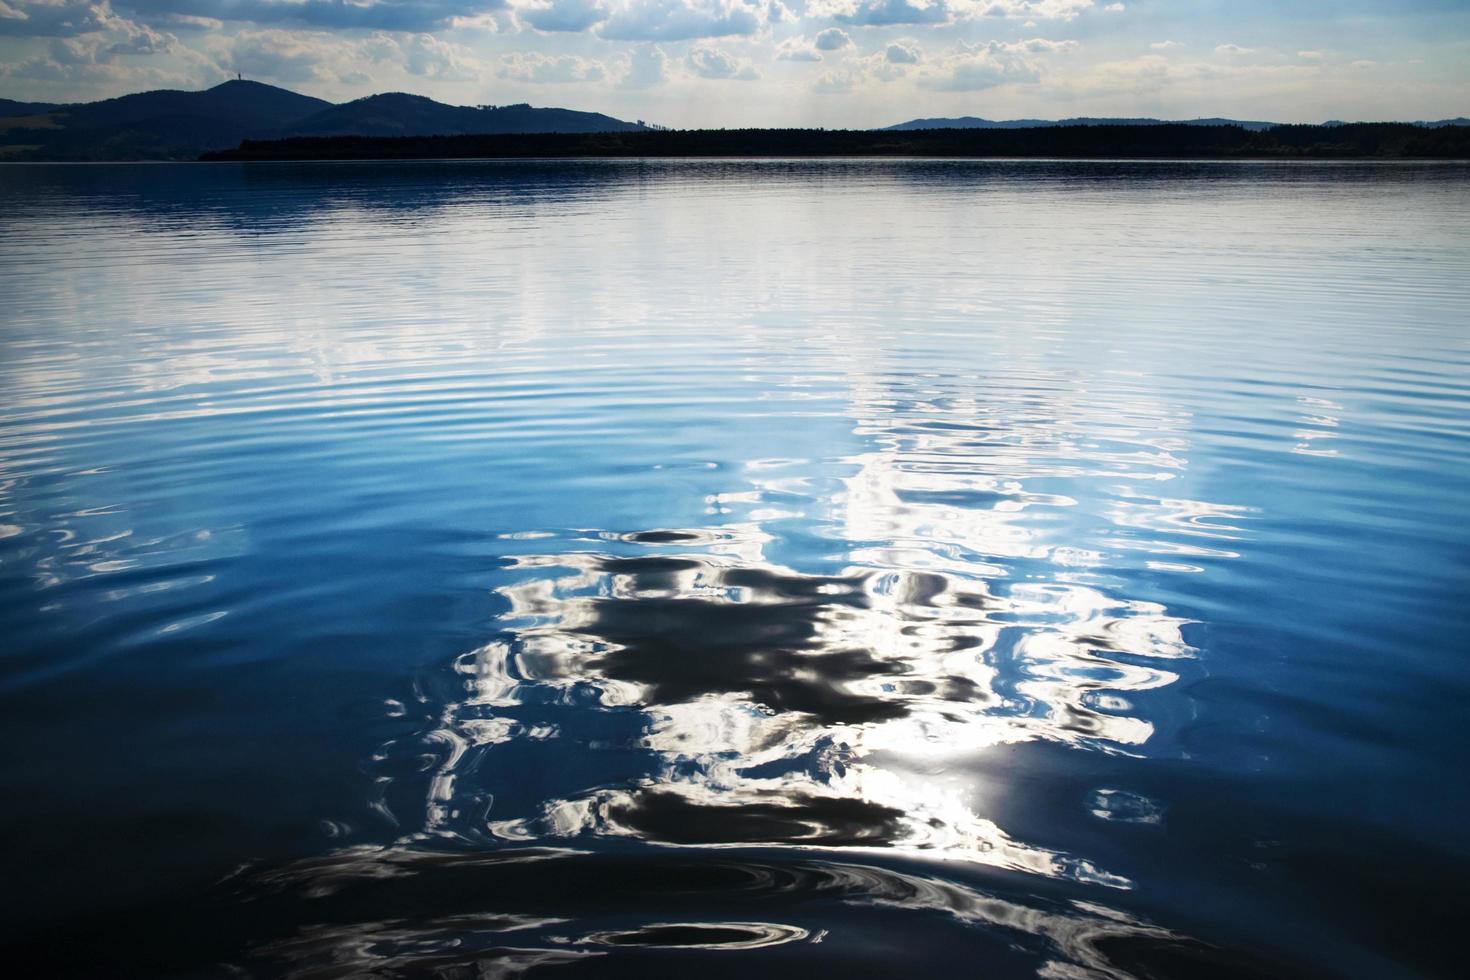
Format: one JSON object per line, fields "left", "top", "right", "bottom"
{"left": 203, "top": 123, "right": 1470, "bottom": 161}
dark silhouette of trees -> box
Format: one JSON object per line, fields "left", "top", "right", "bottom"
{"left": 203, "top": 123, "right": 1470, "bottom": 162}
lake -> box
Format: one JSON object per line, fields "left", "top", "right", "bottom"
{"left": 1, "top": 160, "right": 1467, "bottom": 978}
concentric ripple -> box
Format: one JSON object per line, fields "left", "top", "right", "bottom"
{"left": 1, "top": 160, "right": 1468, "bottom": 978}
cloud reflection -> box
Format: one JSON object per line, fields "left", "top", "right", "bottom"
{"left": 358, "top": 358, "right": 1243, "bottom": 895}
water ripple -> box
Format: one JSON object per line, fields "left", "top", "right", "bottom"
{"left": 2, "top": 160, "right": 1466, "bottom": 978}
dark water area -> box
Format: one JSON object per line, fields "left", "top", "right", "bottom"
{"left": 0, "top": 160, "right": 1467, "bottom": 978}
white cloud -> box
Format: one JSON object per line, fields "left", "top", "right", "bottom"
{"left": 777, "top": 29, "right": 850, "bottom": 61}
{"left": 204, "top": 28, "right": 483, "bottom": 87}
{"left": 812, "top": 65, "right": 861, "bottom": 92}
{"left": 516, "top": 0, "right": 608, "bottom": 31}
{"left": 1149, "top": 40, "right": 1182, "bottom": 51}
{"left": 216, "top": 28, "right": 347, "bottom": 83}
{"left": 0, "top": 0, "right": 116, "bottom": 37}
{"left": 156, "top": 13, "right": 224, "bottom": 31}
{"left": 395, "top": 32, "right": 480, "bottom": 77}
{"left": 598, "top": 0, "right": 763, "bottom": 40}
{"left": 685, "top": 43, "right": 758, "bottom": 79}
{"left": 619, "top": 42, "right": 668, "bottom": 86}
{"left": 1215, "top": 43, "right": 1254, "bottom": 56}
{"left": 814, "top": 26, "right": 850, "bottom": 50}
{"left": 813, "top": 0, "right": 948, "bottom": 26}
{"left": 885, "top": 40, "right": 920, "bottom": 63}
{"left": 498, "top": 50, "right": 604, "bottom": 82}
{"left": 103, "top": 23, "right": 174, "bottom": 56}
{"left": 969, "top": 0, "right": 1095, "bottom": 21}
{"left": 804, "top": 0, "right": 1096, "bottom": 27}
{"left": 918, "top": 37, "right": 1068, "bottom": 91}
{"left": 776, "top": 37, "right": 823, "bottom": 61}
{"left": 1054, "top": 49, "right": 1354, "bottom": 110}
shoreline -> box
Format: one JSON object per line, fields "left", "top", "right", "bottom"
{"left": 196, "top": 123, "right": 1470, "bottom": 163}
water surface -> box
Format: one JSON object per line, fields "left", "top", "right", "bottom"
{"left": 1, "top": 160, "right": 1468, "bottom": 977}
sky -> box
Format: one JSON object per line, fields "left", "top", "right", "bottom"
{"left": 1, "top": 0, "right": 1467, "bottom": 127}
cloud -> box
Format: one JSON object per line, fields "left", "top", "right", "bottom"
{"left": 1149, "top": 40, "right": 1181, "bottom": 51}
{"left": 970, "top": 0, "right": 1094, "bottom": 20}
{"left": 813, "top": 26, "right": 849, "bottom": 50}
{"left": 685, "top": 44, "right": 758, "bottom": 79}
{"left": 885, "top": 40, "right": 919, "bottom": 63}
{"left": 1103, "top": 1, "right": 1121, "bottom": 10}
{"left": 103, "top": 22, "right": 173, "bottom": 54}
{"left": 0, "top": 0, "right": 115, "bottom": 37}
{"left": 0, "top": 0, "right": 234, "bottom": 91}
{"left": 392, "top": 31, "right": 480, "bottom": 77}
{"left": 498, "top": 50, "right": 604, "bottom": 81}
{"left": 817, "top": 0, "right": 948, "bottom": 27}
{"left": 598, "top": 0, "right": 762, "bottom": 40}
{"left": 619, "top": 42, "right": 668, "bottom": 86}
{"left": 215, "top": 27, "right": 346, "bottom": 82}
{"left": 515, "top": 0, "right": 607, "bottom": 31}
{"left": 1297, "top": 49, "right": 1324, "bottom": 61}
{"left": 805, "top": 38, "right": 925, "bottom": 92}
{"left": 2, "top": 5, "right": 177, "bottom": 63}
{"left": 812, "top": 65, "right": 860, "bottom": 92}
{"left": 154, "top": 12, "right": 223, "bottom": 30}
{"left": 1215, "top": 43, "right": 1254, "bottom": 56}
{"left": 205, "top": 27, "right": 482, "bottom": 86}
{"left": 918, "top": 38, "right": 1068, "bottom": 91}
{"left": 1056, "top": 49, "right": 1339, "bottom": 106}
{"left": 776, "top": 29, "right": 849, "bottom": 62}
{"left": 806, "top": 0, "right": 1095, "bottom": 27}
{"left": 1016, "top": 37, "right": 1075, "bottom": 53}
{"left": 776, "top": 37, "right": 822, "bottom": 61}
{"left": 0, "top": 47, "right": 218, "bottom": 87}
{"left": 94, "top": 0, "right": 510, "bottom": 34}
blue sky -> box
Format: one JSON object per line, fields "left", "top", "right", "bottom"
{"left": 1, "top": 0, "right": 1466, "bottom": 125}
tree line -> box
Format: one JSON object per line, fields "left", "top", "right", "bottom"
{"left": 203, "top": 123, "right": 1470, "bottom": 162}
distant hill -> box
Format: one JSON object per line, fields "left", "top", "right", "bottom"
{"left": 888, "top": 115, "right": 1470, "bottom": 132}
{"left": 1322, "top": 117, "right": 1468, "bottom": 127}
{"left": 0, "top": 81, "right": 647, "bottom": 161}
{"left": 0, "top": 98, "right": 62, "bottom": 118}
{"left": 885, "top": 116, "right": 1280, "bottom": 132}
{"left": 285, "top": 93, "right": 646, "bottom": 138}
{"left": 58, "top": 79, "right": 330, "bottom": 132}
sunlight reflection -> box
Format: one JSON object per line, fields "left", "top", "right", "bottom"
{"left": 386, "top": 367, "right": 1237, "bottom": 889}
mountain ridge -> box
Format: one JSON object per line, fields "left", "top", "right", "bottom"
{"left": 2, "top": 79, "right": 1464, "bottom": 160}
{"left": 280, "top": 92, "right": 645, "bottom": 139}
{"left": 0, "top": 80, "right": 647, "bottom": 161}
{"left": 886, "top": 114, "right": 1470, "bottom": 131}
{"left": 0, "top": 98, "right": 62, "bottom": 118}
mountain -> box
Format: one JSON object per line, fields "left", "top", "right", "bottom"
{"left": 885, "top": 116, "right": 1280, "bottom": 132}
{"left": 0, "top": 80, "right": 331, "bottom": 160}
{"left": 0, "top": 98, "right": 62, "bottom": 118}
{"left": 284, "top": 93, "right": 646, "bottom": 138}
{"left": 0, "top": 81, "right": 647, "bottom": 161}
{"left": 57, "top": 79, "right": 330, "bottom": 132}
{"left": 1326, "top": 118, "right": 1470, "bottom": 127}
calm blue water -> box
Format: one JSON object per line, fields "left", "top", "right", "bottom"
{"left": 1, "top": 160, "right": 1467, "bottom": 978}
